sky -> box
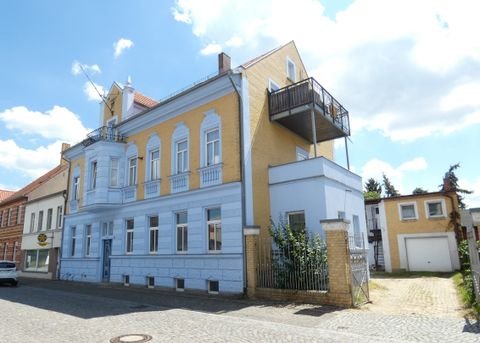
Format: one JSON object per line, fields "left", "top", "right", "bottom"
{"left": 0, "top": 0, "right": 479, "bottom": 207}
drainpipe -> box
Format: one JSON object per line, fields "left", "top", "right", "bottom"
{"left": 443, "top": 191, "right": 461, "bottom": 245}
{"left": 58, "top": 158, "right": 71, "bottom": 280}
{"left": 227, "top": 70, "right": 247, "bottom": 292}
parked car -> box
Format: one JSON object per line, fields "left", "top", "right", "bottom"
{"left": 0, "top": 261, "right": 18, "bottom": 286}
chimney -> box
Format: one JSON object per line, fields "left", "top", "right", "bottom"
{"left": 60, "top": 143, "right": 71, "bottom": 166}
{"left": 218, "top": 52, "right": 231, "bottom": 75}
{"left": 122, "top": 76, "right": 135, "bottom": 119}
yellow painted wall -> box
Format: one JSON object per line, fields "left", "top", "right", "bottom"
{"left": 127, "top": 92, "right": 241, "bottom": 199}
{"left": 66, "top": 157, "right": 85, "bottom": 214}
{"left": 102, "top": 84, "right": 123, "bottom": 126}
{"left": 245, "top": 41, "right": 334, "bottom": 238}
{"left": 384, "top": 192, "right": 458, "bottom": 271}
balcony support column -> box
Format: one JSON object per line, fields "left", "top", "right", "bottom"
{"left": 310, "top": 109, "right": 318, "bottom": 157}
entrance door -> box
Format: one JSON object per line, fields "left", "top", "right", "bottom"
{"left": 102, "top": 239, "right": 112, "bottom": 282}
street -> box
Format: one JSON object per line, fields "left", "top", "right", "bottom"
{"left": 0, "top": 277, "right": 479, "bottom": 342}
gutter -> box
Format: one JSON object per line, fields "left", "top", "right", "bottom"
{"left": 226, "top": 70, "right": 247, "bottom": 292}
{"left": 58, "top": 158, "right": 71, "bottom": 280}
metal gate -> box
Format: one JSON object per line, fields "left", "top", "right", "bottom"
{"left": 467, "top": 226, "right": 480, "bottom": 301}
{"left": 350, "top": 234, "right": 370, "bottom": 306}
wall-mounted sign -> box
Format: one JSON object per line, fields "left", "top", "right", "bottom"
{"left": 37, "top": 233, "right": 48, "bottom": 247}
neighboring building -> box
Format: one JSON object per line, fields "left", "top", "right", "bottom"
{"left": 21, "top": 162, "right": 68, "bottom": 279}
{"left": 0, "top": 190, "right": 14, "bottom": 203}
{"left": 60, "top": 41, "right": 364, "bottom": 293}
{"left": 461, "top": 208, "right": 480, "bottom": 240}
{"left": 366, "top": 191, "right": 461, "bottom": 272}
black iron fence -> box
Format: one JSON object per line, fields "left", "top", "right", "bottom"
{"left": 82, "top": 126, "right": 125, "bottom": 147}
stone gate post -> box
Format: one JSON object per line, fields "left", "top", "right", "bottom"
{"left": 244, "top": 226, "right": 260, "bottom": 297}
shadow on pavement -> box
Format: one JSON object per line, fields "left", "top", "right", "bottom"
{"left": 0, "top": 278, "right": 344, "bottom": 320}
{"left": 463, "top": 317, "right": 480, "bottom": 334}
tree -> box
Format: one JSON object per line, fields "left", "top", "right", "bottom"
{"left": 412, "top": 187, "right": 428, "bottom": 194}
{"left": 365, "top": 178, "right": 382, "bottom": 194}
{"left": 382, "top": 173, "right": 400, "bottom": 197}
{"left": 440, "top": 163, "right": 473, "bottom": 209}
{"left": 364, "top": 191, "right": 381, "bottom": 200}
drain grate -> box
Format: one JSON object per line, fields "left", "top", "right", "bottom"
{"left": 110, "top": 334, "right": 152, "bottom": 343}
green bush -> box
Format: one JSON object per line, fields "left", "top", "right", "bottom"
{"left": 457, "top": 239, "right": 480, "bottom": 313}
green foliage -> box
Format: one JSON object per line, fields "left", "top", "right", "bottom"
{"left": 364, "top": 191, "right": 381, "bottom": 200}
{"left": 457, "top": 240, "right": 480, "bottom": 316}
{"left": 440, "top": 163, "right": 473, "bottom": 209}
{"left": 269, "top": 220, "right": 327, "bottom": 290}
{"left": 382, "top": 173, "right": 400, "bottom": 197}
{"left": 412, "top": 187, "right": 428, "bottom": 194}
{"left": 365, "top": 178, "right": 382, "bottom": 194}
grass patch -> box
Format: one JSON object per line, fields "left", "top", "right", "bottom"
{"left": 371, "top": 271, "right": 453, "bottom": 279}
{"left": 452, "top": 271, "right": 480, "bottom": 318}
{"left": 369, "top": 280, "right": 387, "bottom": 291}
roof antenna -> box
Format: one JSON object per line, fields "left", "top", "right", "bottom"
{"left": 79, "top": 63, "right": 114, "bottom": 115}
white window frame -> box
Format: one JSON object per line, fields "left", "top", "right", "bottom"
{"left": 287, "top": 211, "right": 306, "bottom": 232}
{"left": 56, "top": 206, "right": 63, "bottom": 229}
{"left": 85, "top": 224, "right": 92, "bottom": 257}
{"left": 398, "top": 202, "right": 419, "bottom": 221}
{"left": 17, "top": 206, "right": 22, "bottom": 225}
{"left": 268, "top": 79, "right": 280, "bottom": 92}
{"left": 286, "top": 57, "right": 297, "bottom": 82}
{"left": 71, "top": 226, "right": 76, "bottom": 257}
{"left": 46, "top": 208, "right": 53, "bottom": 230}
{"left": 296, "top": 146, "right": 309, "bottom": 161}
{"left": 30, "top": 212, "right": 36, "bottom": 233}
{"left": 148, "top": 216, "right": 159, "bottom": 253}
{"left": 150, "top": 148, "right": 160, "bottom": 180}
{"left": 424, "top": 199, "right": 447, "bottom": 219}
{"left": 207, "top": 208, "right": 222, "bottom": 252}
{"left": 175, "top": 139, "right": 189, "bottom": 174}
{"left": 125, "top": 218, "right": 134, "bottom": 254}
{"left": 205, "top": 128, "right": 220, "bottom": 166}
{"left": 176, "top": 211, "right": 188, "bottom": 253}
{"left": 37, "top": 210, "right": 44, "bottom": 232}
{"left": 102, "top": 221, "right": 114, "bottom": 237}
{"left": 90, "top": 160, "right": 97, "bottom": 190}
{"left": 73, "top": 176, "right": 80, "bottom": 200}
{"left": 110, "top": 158, "right": 119, "bottom": 187}
{"left": 128, "top": 157, "right": 137, "bottom": 186}
{"left": 7, "top": 208, "right": 12, "bottom": 226}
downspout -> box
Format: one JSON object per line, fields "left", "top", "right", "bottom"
{"left": 58, "top": 158, "right": 71, "bottom": 280}
{"left": 227, "top": 70, "right": 247, "bottom": 292}
{"left": 443, "top": 191, "right": 461, "bottom": 245}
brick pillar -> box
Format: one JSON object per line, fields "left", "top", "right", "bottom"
{"left": 321, "top": 219, "right": 353, "bottom": 307}
{"left": 244, "top": 226, "right": 260, "bottom": 298}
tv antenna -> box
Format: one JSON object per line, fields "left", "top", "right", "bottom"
{"left": 79, "top": 64, "right": 114, "bottom": 115}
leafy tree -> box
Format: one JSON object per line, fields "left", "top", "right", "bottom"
{"left": 365, "top": 178, "right": 382, "bottom": 194}
{"left": 412, "top": 187, "right": 428, "bottom": 194}
{"left": 382, "top": 173, "right": 400, "bottom": 197}
{"left": 364, "top": 191, "right": 381, "bottom": 200}
{"left": 269, "top": 219, "right": 327, "bottom": 290}
{"left": 440, "top": 163, "right": 473, "bottom": 209}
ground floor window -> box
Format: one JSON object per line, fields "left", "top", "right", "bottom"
{"left": 24, "top": 249, "right": 49, "bottom": 272}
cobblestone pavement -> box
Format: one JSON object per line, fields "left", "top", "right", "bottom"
{"left": 0, "top": 277, "right": 479, "bottom": 343}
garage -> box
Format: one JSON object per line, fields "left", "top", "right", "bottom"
{"left": 405, "top": 236, "right": 453, "bottom": 272}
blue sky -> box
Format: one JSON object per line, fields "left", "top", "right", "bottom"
{"left": 0, "top": 0, "right": 479, "bottom": 207}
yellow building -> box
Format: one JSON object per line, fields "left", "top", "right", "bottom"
{"left": 366, "top": 191, "right": 461, "bottom": 272}
{"left": 60, "top": 41, "right": 363, "bottom": 293}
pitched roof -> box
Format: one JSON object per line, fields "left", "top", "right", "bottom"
{"left": 1, "top": 164, "right": 68, "bottom": 205}
{"left": 241, "top": 41, "right": 293, "bottom": 68}
{"left": 134, "top": 91, "right": 158, "bottom": 108}
{"left": 0, "top": 190, "right": 14, "bottom": 202}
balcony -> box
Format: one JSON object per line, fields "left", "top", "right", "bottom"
{"left": 123, "top": 185, "right": 137, "bottom": 202}
{"left": 198, "top": 164, "right": 223, "bottom": 188}
{"left": 82, "top": 126, "right": 125, "bottom": 147}
{"left": 169, "top": 172, "right": 190, "bottom": 193}
{"left": 268, "top": 77, "right": 350, "bottom": 143}
{"left": 144, "top": 179, "right": 161, "bottom": 198}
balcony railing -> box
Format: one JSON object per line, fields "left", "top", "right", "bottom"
{"left": 82, "top": 126, "right": 125, "bottom": 147}
{"left": 268, "top": 77, "right": 350, "bottom": 142}
{"left": 144, "top": 179, "right": 161, "bottom": 198}
{"left": 169, "top": 172, "right": 190, "bottom": 193}
{"left": 123, "top": 185, "right": 136, "bottom": 202}
{"left": 198, "top": 164, "right": 223, "bottom": 188}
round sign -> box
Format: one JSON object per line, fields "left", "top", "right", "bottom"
{"left": 37, "top": 233, "right": 48, "bottom": 247}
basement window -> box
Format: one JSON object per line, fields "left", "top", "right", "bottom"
{"left": 208, "top": 280, "right": 219, "bottom": 294}
{"left": 147, "top": 276, "right": 155, "bottom": 288}
{"left": 176, "top": 278, "right": 185, "bottom": 292}
{"left": 123, "top": 275, "right": 130, "bottom": 287}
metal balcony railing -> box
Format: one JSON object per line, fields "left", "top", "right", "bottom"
{"left": 82, "top": 126, "right": 125, "bottom": 147}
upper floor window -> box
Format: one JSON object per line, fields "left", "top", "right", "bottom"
{"left": 176, "top": 211, "right": 188, "bottom": 252}
{"left": 56, "top": 206, "right": 63, "bottom": 229}
{"left": 17, "top": 206, "right": 22, "bottom": 224}
{"left": 46, "top": 208, "right": 53, "bottom": 230}
{"left": 126, "top": 218, "right": 134, "bottom": 254}
{"left": 90, "top": 161, "right": 97, "bottom": 190}
{"left": 286, "top": 57, "right": 296, "bottom": 82}
{"left": 399, "top": 202, "right": 418, "bottom": 220}
{"left": 7, "top": 208, "right": 12, "bottom": 226}
{"left": 73, "top": 176, "right": 80, "bottom": 200}
{"left": 205, "top": 129, "right": 220, "bottom": 166}
{"left": 128, "top": 157, "right": 137, "bottom": 186}
{"left": 207, "top": 208, "right": 222, "bottom": 252}
{"left": 287, "top": 211, "right": 305, "bottom": 232}
{"left": 102, "top": 221, "right": 114, "bottom": 236}
{"left": 176, "top": 140, "right": 188, "bottom": 173}
{"left": 268, "top": 79, "right": 280, "bottom": 92}
{"left": 1, "top": 210, "right": 5, "bottom": 227}
{"left": 38, "top": 210, "right": 44, "bottom": 231}
{"left": 150, "top": 149, "right": 160, "bottom": 180}
{"left": 30, "top": 213, "right": 36, "bottom": 233}
{"left": 110, "top": 158, "right": 119, "bottom": 187}
{"left": 425, "top": 199, "right": 446, "bottom": 218}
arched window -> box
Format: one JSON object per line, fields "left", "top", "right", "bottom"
{"left": 125, "top": 143, "right": 138, "bottom": 186}
{"left": 145, "top": 134, "right": 161, "bottom": 181}
{"left": 200, "top": 110, "right": 222, "bottom": 167}
{"left": 171, "top": 123, "right": 189, "bottom": 175}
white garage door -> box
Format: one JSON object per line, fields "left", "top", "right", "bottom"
{"left": 405, "top": 237, "right": 452, "bottom": 272}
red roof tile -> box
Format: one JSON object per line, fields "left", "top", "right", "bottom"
{"left": 0, "top": 190, "right": 14, "bottom": 202}
{"left": 134, "top": 92, "right": 158, "bottom": 108}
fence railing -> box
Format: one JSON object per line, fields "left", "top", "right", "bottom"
{"left": 256, "top": 236, "right": 328, "bottom": 291}
{"left": 82, "top": 126, "right": 125, "bottom": 147}
{"left": 467, "top": 226, "right": 480, "bottom": 301}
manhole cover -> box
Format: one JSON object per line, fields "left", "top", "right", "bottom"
{"left": 110, "top": 334, "right": 152, "bottom": 343}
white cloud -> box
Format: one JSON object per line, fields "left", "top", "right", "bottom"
{"left": 0, "top": 106, "right": 90, "bottom": 143}
{"left": 200, "top": 43, "right": 222, "bottom": 55}
{"left": 172, "top": 0, "right": 480, "bottom": 142}
{"left": 460, "top": 177, "right": 480, "bottom": 209}
{"left": 71, "top": 61, "right": 101, "bottom": 76}
{"left": 113, "top": 38, "right": 134, "bottom": 58}
{"left": 83, "top": 81, "right": 105, "bottom": 102}
{"left": 361, "top": 157, "right": 428, "bottom": 195}
{"left": 0, "top": 140, "right": 65, "bottom": 178}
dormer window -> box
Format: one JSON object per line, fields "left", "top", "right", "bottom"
{"left": 287, "top": 57, "right": 296, "bottom": 82}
